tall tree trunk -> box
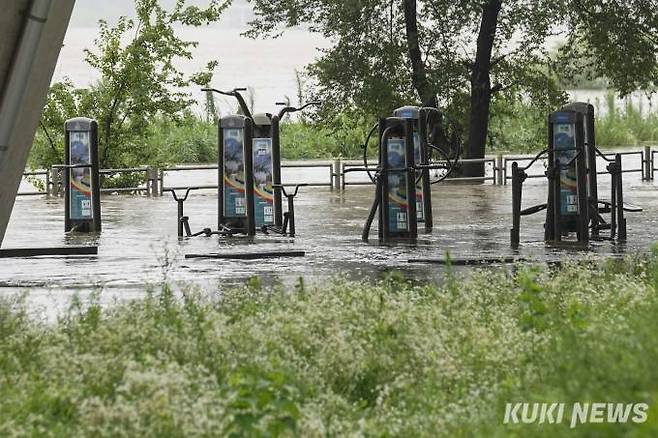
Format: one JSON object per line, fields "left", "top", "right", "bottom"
{"left": 403, "top": 0, "right": 437, "bottom": 108}
{"left": 464, "top": 0, "right": 501, "bottom": 178}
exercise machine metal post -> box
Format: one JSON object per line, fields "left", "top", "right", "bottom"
{"left": 545, "top": 110, "right": 590, "bottom": 243}
{"left": 219, "top": 108, "right": 257, "bottom": 236}
{"left": 248, "top": 101, "right": 321, "bottom": 233}
{"left": 378, "top": 117, "right": 418, "bottom": 241}
{"left": 164, "top": 187, "right": 235, "bottom": 238}
{"left": 1, "top": 117, "right": 101, "bottom": 257}
{"left": 61, "top": 117, "right": 101, "bottom": 233}
{"left": 165, "top": 88, "right": 257, "bottom": 238}
{"left": 510, "top": 103, "right": 640, "bottom": 247}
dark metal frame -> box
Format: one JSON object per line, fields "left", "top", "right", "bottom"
{"left": 544, "top": 111, "right": 589, "bottom": 243}
{"left": 510, "top": 106, "right": 636, "bottom": 248}
{"left": 167, "top": 88, "right": 319, "bottom": 240}
{"left": 361, "top": 117, "right": 418, "bottom": 243}
{"left": 218, "top": 114, "right": 256, "bottom": 236}
{"left": 392, "top": 106, "right": 434, "bottom": 231}
{"left": 265, "top": 101, "right": 319, "bottom": 233}
{"left": 267, "top": 183, "right": 307, "bottom": 237}
{"left": 380, "top": 118, "right": 418, "bottom": 241}
{"left": 63, "top": 118, "right": 101, "bottom": 233}
{"left": 359, "top": 106, "right": 460, "bottom": 243}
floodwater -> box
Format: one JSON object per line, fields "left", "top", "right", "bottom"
{"left": 2, "top": 152, "right": 658, "bottom": 315}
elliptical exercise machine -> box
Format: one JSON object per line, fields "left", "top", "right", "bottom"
{"left": 510, "top": 102, "right": 641, "bottom": 248}
{"left": 358, "top": 106, "right": 460, "bottom": 243}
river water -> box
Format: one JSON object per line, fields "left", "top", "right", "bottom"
{"left": 54, "top": 25, "right": 655, "bottom": 117}
{"left": 54, "top": 26, "right": 330, "bottom": 116}
{"left": 3, "top": 152, "right": 658, "bottom": 316}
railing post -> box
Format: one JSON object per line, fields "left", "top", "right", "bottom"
{"left": 503, "top": 157, "right": 508, "bottom": 185}
{"left": 146, "top": 167, "right": 159, "bottom": 197}
{"left": 496, "top": 154, "right": 503, "bottom": 185}
{"left": 50, "top": 165, "right": 61, "bottom": 197}
{"left": 340, "top": 159, "right": 345, "bottom": 191}
{"left": 146, "top": 168, "right": 151, "bottom": 197}
{"left": 329, "top": 161, "right": 334, "bottom": 190}
{"left": 616, "top": 154, "right": 627, "bottom": 241}
{"left": 511, "top": 162, "right": 522, "bottom": 247}
{"left": 45, "top": 169, "right": 51, "bottom": 197}
{"left": 158, "top": 168, "right": 165, "bottom": 196}
{"left": 644, "top": 146, "right": 652, "bottom": 181}
{"left": 333, "top": 158, "right": 341, "bottom": 190}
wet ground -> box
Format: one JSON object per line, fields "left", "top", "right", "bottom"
{"left": 2, "top": 153, "right": 658, "bottom": 313}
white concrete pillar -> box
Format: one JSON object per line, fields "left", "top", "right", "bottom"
{"left": 0, "top": 0, "right": 75, "bottom": 246}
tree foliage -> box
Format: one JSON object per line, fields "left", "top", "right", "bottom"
{"left": 246, "top": 0, "right": 658, "bottom": 165}
{"left": 33, "top": 0, "right": 228, "bottom": 169}
{"left": 247, "top": 1, "right": 564, "bottom": 115}
{"left": 247, "top": 1, "right": 416, "bottom": 117}
{"left": 558, "top": 0, "right": 658, "bottom": 95}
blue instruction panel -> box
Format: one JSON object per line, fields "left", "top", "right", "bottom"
{"left": 386, "top": 138, "right": 409, "bottom": 233}
{"left": 253, "top": 138, "right": 274, "bottom": 227}
{"left": 553, "top": 122, "right": 579, "bottom": 216}
{"left": 69, "top": 131, "right": 93, "bottom": 220}
{"left": 223, "top": 128, "right": 247, "bottom": 217}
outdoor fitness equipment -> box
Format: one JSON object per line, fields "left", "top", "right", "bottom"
{"left": 167, "top": 87, "right": 318, "bottom": 239}
{"left": 59, "top": 117, "right": 102, "bottom": 233}
{"left": 510, "top": 102, "right": 641, "bottom": 247}
{"left": 0, "top": 117, "right": 101, "bottom": 257}
{"left": 360, "top": 106, "right": 459, "bottom": 243}
{"left": 250, "top": 99, "right": 320, "bottom": 235}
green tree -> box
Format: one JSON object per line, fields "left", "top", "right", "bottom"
{"left": 33, "top": 0, "right": 228, "bottom": 170}
{"left": 246, "top": 0, "right": 658, "bottom": 176}
{"left": 558, "top": 0, "right": 658, "bottom": 95}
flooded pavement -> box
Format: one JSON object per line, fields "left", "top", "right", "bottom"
{"left": 2, "top": 152, "right": 658, "bottom": 311}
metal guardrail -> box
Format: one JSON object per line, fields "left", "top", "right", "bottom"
{"left": 650, "top": 149, "right": 658, "bottom": 182}
{"left": 18, "top": 166, "right": 156, "bottom": 197}
{"left": 98, "top": 166, "right": 152, "bottom": 194}
{"left": 339, "top": 157, "right": 498, "bottom": 189}
{"left": 502, "top": 148, "right": 652, "bottom": 184}
{"left": 18, "top": 147, "right": 658, "bottom": 197}
{"left": 19, "top": 170, "right": 50, "bottom": 196}
{"left": 158, "top": 162, "right": 333, "bottom": 195}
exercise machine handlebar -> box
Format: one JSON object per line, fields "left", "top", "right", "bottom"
{"left": 272, "top": 183, "right": 308, "bottom": 199}
{"left": 201, "top": 87, "right": 252, "bottom": 120}
{"left": 163, "top": 187, "right": 198, "bottom": 203}
{"left": 266, "top": 184, "right": 307, "bottom": 237}
{"left": 276, "top": 101, "right": 321, "bottom": 119}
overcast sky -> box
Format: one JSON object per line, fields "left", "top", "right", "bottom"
{"left": 69, "top": 0, "right": 253, "bottom": 28}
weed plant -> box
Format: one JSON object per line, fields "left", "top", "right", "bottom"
{"left": 2, "top": 254, "right": 658, "bottom": 436}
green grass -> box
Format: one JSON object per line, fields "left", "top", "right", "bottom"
{"left": 2, "top": 254, "right": 658, "bottom": 436}
{"left": 595, "top": 93, "right": 658, "bottom": 147}
{"left": 145, "top": 116, "right": 218, "bottom": 165}
{"left": 489, "top": 92, "right": 658, "bottom": 154}
{"left": 28, "top": 91, "right": 658, "bottom": 169}
{"left": 279, "top": 119, "right": 366, "bottom": 160}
